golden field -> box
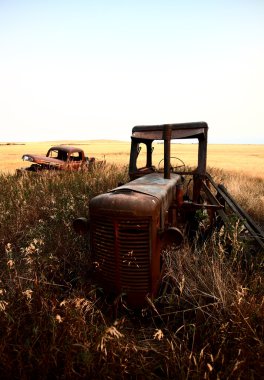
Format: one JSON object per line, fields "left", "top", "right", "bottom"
{"left": 0, "top": 140, "right": 264, "bottom": 178}
{"left": 0, "top": 142, "right": 263, "bottom": 379}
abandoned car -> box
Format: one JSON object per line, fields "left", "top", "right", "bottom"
{"left": 20, "top": 145, "right": 95, "bottom": 172}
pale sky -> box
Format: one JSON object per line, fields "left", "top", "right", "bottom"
{"left": 0, "top": 0, "right": 263, "bottom": 143}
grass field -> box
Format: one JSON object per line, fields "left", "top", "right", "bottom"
{"left": 0, "top": 141, "right": 263, "bottom": 379}
{"left": 1, "top": 140, "right": 264, "bottom": 178}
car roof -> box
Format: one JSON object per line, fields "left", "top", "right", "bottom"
{"left": 48, "top": 146, "right": 84, "bottom": 153}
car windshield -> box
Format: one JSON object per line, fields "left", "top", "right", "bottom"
{"left": 47, "top": 149, "right": 68, "bottom": 161}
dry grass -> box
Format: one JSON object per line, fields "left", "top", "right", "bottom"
{"left": 1, "top": 140, "right": 263, "bottom": 178}
{"left": 0, "top": 140, "right": 130, "bottom": 173}
{"left": 159, "top": 237, "right": 264, "bottom": 380}
{"left": 208, "top": 167, "right": 264, "bottom": 229}
{"left": 0, "top": 162, "right": 263, "bottom": 378}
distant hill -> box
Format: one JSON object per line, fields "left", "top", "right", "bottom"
{"left": 0, "top": 143, "right": 25, "bottom": 146}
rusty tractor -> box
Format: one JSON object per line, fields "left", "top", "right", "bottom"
{"left": 74, "top": 122, "right": 264, "bottom": 308}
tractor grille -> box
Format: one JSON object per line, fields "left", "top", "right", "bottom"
{"left": 92, "top": 216, "right": 151, "bottom": 293}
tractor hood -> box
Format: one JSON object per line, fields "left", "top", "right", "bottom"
{"left": 90, "top": 173, "right": 182, "bottom": 230}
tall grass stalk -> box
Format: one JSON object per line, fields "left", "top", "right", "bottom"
{"left": 0, "top": 165, "right": 263, "bottom": 379}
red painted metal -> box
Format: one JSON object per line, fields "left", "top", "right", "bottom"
{"left": 89, "top": 122, "right": 213, "bottom": 307}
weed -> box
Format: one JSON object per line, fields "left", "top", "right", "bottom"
{"left": 0, "top": 165, "right": 263, "bottom": 379}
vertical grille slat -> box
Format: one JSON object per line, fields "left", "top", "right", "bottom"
{"left": 91, "top": 215, "right": 151, "bottom": 293}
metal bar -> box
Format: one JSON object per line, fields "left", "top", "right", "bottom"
{"left": 217, "top": 184, "right": 264, "bottom": 249}
{"left": 201, "top": 182, "right": 228, "bottom": 223}
{"left": 163, "top": 125, "right": 171, "bottom": 179}
{"left": 206, "top": 173, "right": 264, "bottom": 250}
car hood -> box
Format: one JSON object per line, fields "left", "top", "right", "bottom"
{"left": 22, "top": 154, "right": 64, "bottom": 166}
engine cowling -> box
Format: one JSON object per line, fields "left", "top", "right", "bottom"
{"left": 90, "top": 172, "right": 182, "bottom": 307}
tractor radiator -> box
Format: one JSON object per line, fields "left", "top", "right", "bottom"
{"left": 91, "top": 215, "right": 151, "bottom": 295}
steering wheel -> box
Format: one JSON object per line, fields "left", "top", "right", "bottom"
{"left": 158, "top": 157, "right": 185, "bottom": 172}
